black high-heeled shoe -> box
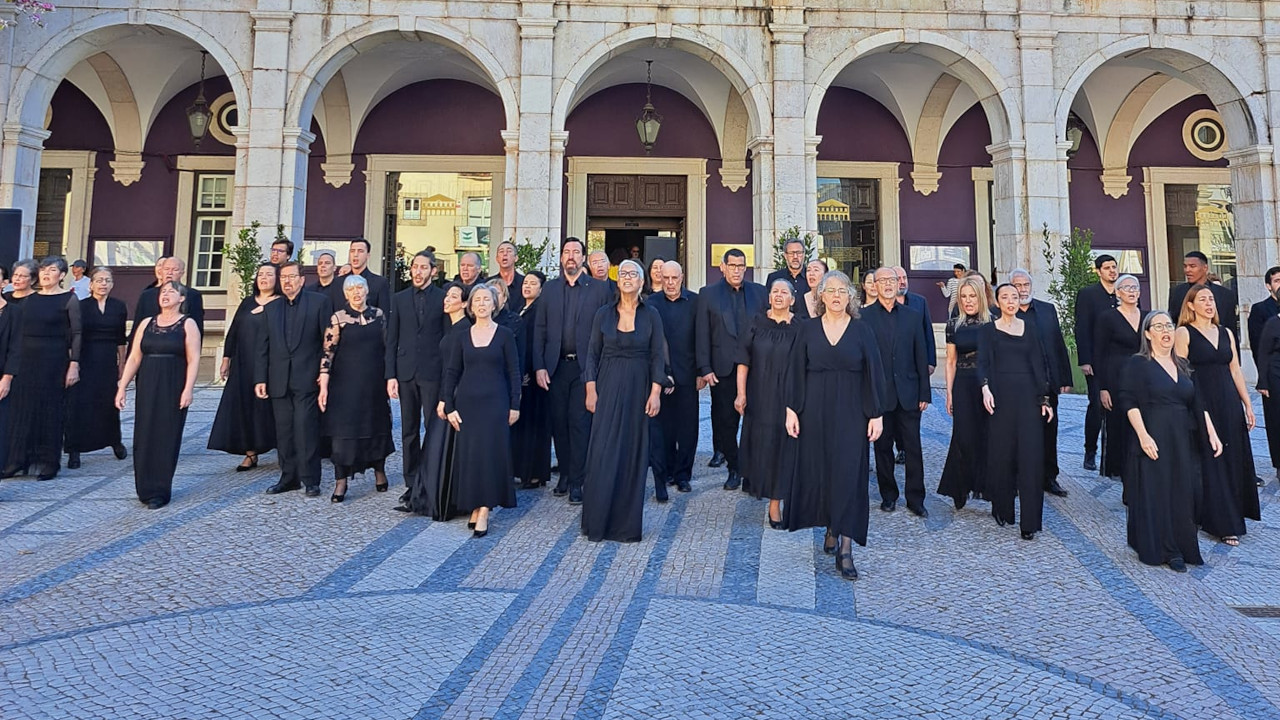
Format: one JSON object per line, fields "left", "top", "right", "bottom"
{"left": 823, "top": 528, "right": 837, "bottom": 555}
{"left": 836, "top": 551, "right": 858, "bottom": 580}
{"left": 331, "top": 479, "right": 347, "bottom": 504}
{"left": 768, "top": 504, "right": 783, "bottom": 530}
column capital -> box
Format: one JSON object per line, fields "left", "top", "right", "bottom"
{"left": 550, "top": 131, "right": 569, "bottom": 154}
{"left": 282, "top": 127, "right": 316, "bottom": 152}
{"left": 769, "top": 23, "right": 809, "bottom": 44}
{"left": 518, "top": 17, "right": 558, "bottom": 39}
{"left": 986, "top": 140, "right": 1027, "bottom": 162}
{"left": 1015, "top": 30, "right": 1057, "bottom": 50}
{"left": 748, "top": 135, "right": 774, "bottom": 156}
{"left": 251, "top": 11, "right": 294, "bottom": 33}
{"left": 804, "top": 135, "right": 822, "bottom": 157}
{"left": 501, "top": 130, "right": 521, "bottom": 154}
{"left": 2, "top": 123, "right": 51, "bottom": 149}
{"left": 109, "top": 152, "right": 146, "bottom": 186}
{"left": 1224, "top": 144, "right": 1276, "bottom": 167}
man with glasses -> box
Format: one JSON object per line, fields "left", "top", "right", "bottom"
{"left": 269, "top": 238, "right": 294, "bottom": 267}
{"left": 1011, "top": 269, "right": 1073, "bottom": 497}
{"left": 696, "top": 248, "right": 766, "bottom": 490}
{"left": 863, "top": 266, "right": 931, "bottom": 517}
{"left": 766, "top": 239, "right": 811, "bottom": 310}
{"left": 254, "top": 261, "right": 333, "bottom": 497}
{"left": 1074, "top": 254, "right": 1119, "bottom": 471}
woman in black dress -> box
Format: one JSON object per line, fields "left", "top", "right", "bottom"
{"left": 736, "top": 279, "right": 802, "bottom": 528}
{"left": 583, "top": 259, "right": 668, "bottom": 543}
{"left": 487, "top": 277, "right": 525, "bottom": 372}
{"left": 319, "top": 275, "right": 396, "bottom": 503}
{"left": 3, "top": 259, "right": 36, "bottom": 304}
{"left": 784, "top": 270, "right": 885, "bottom": 580}
{"left": 938, "top": 275, "right": 992, "bottom": 508}
{"left": 1094, "top": 274, "right": 1142, "bottom": 480}
{"left": 2, "top": 257, "right": 82, "bottom": 481}
{"left": 512, "top": 271, "right": 552, "bottom": 489}
{"left": 979, "top": 283, "right": 1054, "bottom": 540}
{"left": 645, "top": 257, "right": 665, "bottom": 298}
{"left": 399, "top": 281, "right": 471, "bottom": 518}
{"left": 797, "top": 260, "right": 827, "bottom": 319}
{"left": 442, "top": 284, "right": 521, "bottom": 537}
{"left": 0, "top": 290, "right": 19, "bottom": 473}
{"left": 1175, "top": 284, "right": 1260, "bottom": 546}
{"left": 115, "top": 281, "right": 200, "bottom": 508}
{"left": 66, "top": 267, "right": 128, "bottom": 468}
{"left": 209, "top": 263, "right": 279, "bottom": 470}
{"left": 1123, "top": 311, "right": 1222, "bottom": 571}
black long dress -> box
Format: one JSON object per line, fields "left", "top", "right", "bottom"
{"left": 3, "top": 292, "right": 81, "bottom": 476}
{"left": 736, "top": 313, "right": 802, "bottom": 501}
{"left": 443, "top": 324, "right": 521, "bottom": 512}
{"left": 784, "top": 318, "right": 885, "bottom": 545}
{"left": 937, "top": 316, "right": 988, "bottom": 508}
{"left": 979, "top": 320, "right": 1050, "bottom": 534}
{"left": 511, "top": 300, "right": 552, "bottom": 485}
{"left": 582, "top": 303, "right": 668, "bottom": 542}
{"left": 1120, "top": 356, "right": 1205, "bottom": 567}
{"left": 66, "top": 297, "right": 126, "bottom": 454}
{"left": 322, "top": 306, "right": 396, "bottom": 478}
{"left": 134, "top": 316, "right": 191, "bottom": 504}
{"left": 208, "top": 297, "right": 277, "bottom": 456}
{"left": 1093, "top": 309, "right": 1141, "bottom": 479}
{"left": 406, "top": 316, "right": 471, "bottom": 519}
{"left": 1185, "top": 325, "right": 1261, "bottom": 538}
{"left": 0, "top": 300, "right": 19, "bottom": 474}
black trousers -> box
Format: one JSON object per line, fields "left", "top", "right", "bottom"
{"left": 549, "top": 358, "right": 591, "bottom": 493}
{"left": 272, "top": 387, "right": 321, "bottom": 490}
{"left": 652, "top": 383, "right": 699, "bottom": 484}
{"left": 1043, "top": 392, "right": 1061, "bottom": 483}
{"left": 1084, "top": 373, "right": 1102, "bottom": 455}
{"left": 873, "top": 405, "right": 925, "bottom": 509}
{"left": 1263, "top": 391, "right": 1280, "bottom": 470}
{"left": 397, "top": 377, "right": 440, "bottom": 486}
{"left": 709, "top": 375, "right": 741, "bottom": 472}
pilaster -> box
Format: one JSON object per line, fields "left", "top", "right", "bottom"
{"left": 1226, "top": 145, "right": 1280, "bottom": 310}
{"left": 0, "top": 123, "right": 51, "bottom": 253}
{"left": 1015, "top": 22, "right": 1069, "bottom": 284}
{"left": 769, "top": 20, "right": 811, "bottom": 264}
{"left": 512, "top": 10, "right": 558, "bottom": 247}
{"left": 244, "top": 10, "right": 296, "bottom": 243}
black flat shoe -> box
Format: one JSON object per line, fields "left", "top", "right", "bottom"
{"left": 708, "top": 451, "right": 726, "bottom": 468}
{"left": 393, "top": 505, "right": 411, "bottom": 513}
{"left": 67, "top": 452, "right": 81, "bottom": 470}
{"left": 468, "top": 521, "right": 477, "bottom": 529}
{"left": 1168, "top": 557, "right": 1187, "bottom": 572}
{"left": 473, "top": 528, "right": 488, "bottom": 538}
{"left": 265, "top": 481, "right": 300, "bottom": 495}
{"left": 146, "top": 498, "right": 168, "bottom": 510}
{"left": 1082, "top": 454, "right": 1097, "bottom": 471}
{"left": 675, "top": 480, "right": 692, "bottom": 493}
{"left": 995, "top": 516, "right": 1008, "bottom": 527}
{"left": 36, "top": 469, "right": 58, "bottom": 482}
{"left": 1045, "top": 479, "right": 1069, "bottom": 497}
{"left": 880, "top": 499, "right": 896, "bottom": 513}
{"left": 236, "top": 455, "right": 259, "bottom": 472}
{"left": 1021, "top": 531, "right": 1035, "bottom": 541}
{"left": 113, "top": 444, "right": 128, "bottom": 460}
{"left": 836, "top": 551, "right": 858, "bottom": 580}
{"left": 823, "top": 528, "right": 837, "bottom": 555}
{"left": 907, "top": 504, "right": 928, "bottom": 518}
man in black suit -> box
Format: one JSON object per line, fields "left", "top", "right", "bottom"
{"left": 130, "top": 256, "right": 205, "bottom": 349}
{"left": 254, "top": 261, "right": 333, "bottom": 496}
{"left": 864, "top": 267, "right": 931, "bottom": 517}
{"left": 347, "top": 238, "right": 391, "bottom": 311}
{"left": 1250, "top": 266, "right": 1280, "bottom": 481}
{"left": 696, "top": 248, "right": 766, "bottom": 490}
{"left": 534, "top": 237, "right": 612, "bottom": 505}
{"left": 1074, "top": 254, "right": 1118, "bottom": 471}
{"left": 1012, "top": 269, "right": 1073, "bottom": 497}
{"left": 493, "top": 241, "right": 524, "bottom": 312}
{"left": 307, "top": 249, "right": 347, "bottom": 309}
{"left": 765, "top": 238, "right": 810, "bottom": 304}
{"left": 385, "top": 250, "right": 446, "bottom": 486}
{"left": 1168, "top": 250, "right": 1239, "bottom": 348}
{"left": 652, "top": 260, "right": 701, "bottom": 495}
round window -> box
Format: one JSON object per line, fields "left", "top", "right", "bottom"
{"left": 207, "top": 92, "right": 239, "bottom": 146}
{"left": 1182, "top": 110, "right": 1227, "bottom": 161}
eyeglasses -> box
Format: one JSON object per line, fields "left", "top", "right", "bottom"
{"left": 1117, "top": 285, "right": 1140, "bottom": 293}
{"left": 784, "top": 249, "right": 805, "bottom": 256}
{"left": 1149, "top": 322, "right": 1176, "bottom": 332}
{"left": 618, "top": 270, "right": 641, "bottom": 279}
{"left": 724, "top": 263, "right": 746, "bottom": 270}
{"left": 822, "top": 287, "right": 850, "bottom": 296}
{"left": 280, "top": 273, "right": 301, "bottom": 281}
{"left": 875, "top": 278, "right": 897, "bottom": 285}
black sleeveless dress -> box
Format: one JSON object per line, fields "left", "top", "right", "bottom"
{"left": 66, "top": 297, "right": 127, "bottom": 454}
{"left": 208, "top": 297, "right": 277, "bottom": 456}
{"left": 134, "top": 316, "right": 191, "bottom": 504}
{"left": 938, "top": 316, "right": 988, "bottom": 508}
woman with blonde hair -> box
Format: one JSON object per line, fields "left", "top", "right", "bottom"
{"left": 938, "top": 275, "right": 992, "bottom": 508}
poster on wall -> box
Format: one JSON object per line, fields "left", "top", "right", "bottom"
{"left": 457, "top": 226, "right": 479, "bottom": 248}
{"left": 709, "top": 243, "right": 755, "bottom": 266}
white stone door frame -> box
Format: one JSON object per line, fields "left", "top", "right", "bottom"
{"left": 1142, "top": 166, "right": 1233, "bottom": 312}
{"left": 972, "top": 167, "right": 995, "bottom": 280}
{"left": 565, "top": 156, "right": 709, "bottom": 290}
{"left": 38, "top": 150, "right": 96, "bottom": 263}
{"left": 363, "top": 154, "right": 508, "bottom": 267}
{"left": 813, "top": 160, "right": 902, "bottom": 270}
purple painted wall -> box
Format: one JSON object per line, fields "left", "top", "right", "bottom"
{"left": 304, "top": 79, "right": 507, "bottom": 240}
{"left": 816, "top": 88, "right": 993, "bottom": 320}
{"left": 563, "top": 83, "right": 752, "bottom": 284}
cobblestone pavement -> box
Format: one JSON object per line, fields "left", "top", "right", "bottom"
{"left": 2, "top": 385, "right": 1279, "bottom": 719}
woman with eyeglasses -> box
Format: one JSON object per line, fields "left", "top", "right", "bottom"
{"left": 583, "top": 259, "right": 668, "bottom": 542}
{"left": 938, "top": 275, "right": 992, "bottom": 508}
{"left": 1123, "top": 312, "right": 1222, "bottom": 571}
{"left": 980, "top": 283, "right": 1054, "bottom": 540}
{"left": 785, "top": 271, "right": 885, "bottom": 580}
{"left": 3, "top": 259, "right": 37, "bottom": 304}
{"left": 66, "top": 267, "right": 129, "bottom": 469}
{"left": 1175, "top": 284, "right": 1260, "bottom": 547}
{"left": 1093, "top": 274, "right": 1142, "bottom": 483}
{"left": 208, "top": 263, "right": 280, "bottom": 471}
{"left": 735, "top": 279, "right": 803, "bottom": 529}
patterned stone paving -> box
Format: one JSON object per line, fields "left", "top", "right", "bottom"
{"left": 1, "top": 385, "right": 1278, "bottom": 719}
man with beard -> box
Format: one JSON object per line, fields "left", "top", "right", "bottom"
{"left": 1074, "top": 254, "right": 1119, "bottom": 471}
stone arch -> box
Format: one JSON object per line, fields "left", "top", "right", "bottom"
{"left": 551, "top": 24, "right": 772, "bottom": 140}
{"left": 910, "top": 73, "right": 963, "bottom": 195}
{"left": 1097, "top": 74, "right": 1172, "bottom": 198}
{"left": 1055, "top": 35, "right": 1264, "bottom": 149}
{"left": 805, "top": 29, "right": 1019, "bottom": 145}
{"left": 82, "top": 52, "right": 146, "bottom": 185}
{"left": 285, "top": 17, "right": 519, "bottom": 139}
{"left": 7, "top": 10, "right": 250, "bottom": 132}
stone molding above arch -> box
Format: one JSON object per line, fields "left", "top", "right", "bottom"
{"left": 550, "top": 23, "right": 772, "bottom": 142}
{"left": 84, "top": 52, "right": 146, "bottom": 186}
{"left": 719, "top": 89, "right": 750, "bottom": 192}
{"left": 284, "top": 17, "right": 519, "bottom": 142}
{"left": 1096, "top": 74, "right": 1172, "bottom": 199}
{"left": 805, "top": 29, "right": 1020, "bottom": 147}
{"left": 317, "top": 71, "right": 356, "bottom": 188}
{"left": 910, "top": 73, "right": 962, "bottom": 196}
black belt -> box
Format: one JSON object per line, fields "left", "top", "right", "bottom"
{"left": 562, "top": 353, "right": 578, "bottom": 361}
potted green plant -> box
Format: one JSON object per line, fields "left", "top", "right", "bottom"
{"left": 1041, "top": 222, "right": 1096, "bottom": 392}
{"left": 222, "top": 221, "right": 265, "bottom": 301}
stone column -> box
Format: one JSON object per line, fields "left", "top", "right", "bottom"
{"left": 279, "top": 127, "right": 315, "bottom": 247}
{"left": 769, "top": 19, "right": 809, "bottom": 273}
{"left": 513, "top": 9, "right": 558, "bottom": 250}
{"left": 749, "top": 136, "right": 775, "bottom": 275}
{"left": 0, "top": 123, "right": 50, "bottom": 253}
{"left": 546, "top": 130, "right": 568, "bottom": 264}
{"left": 241, "top": 9, "right": 295, "bottom": 250}
{"left": 1226, "top": 145, "right": 1279, "bottom": 312}
{"left": 987, "top": 140, "right": 1028, "bottom": 280}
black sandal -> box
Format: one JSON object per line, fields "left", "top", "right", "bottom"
{"left": 236, "top": 454, "right": 258, "bottom": 472}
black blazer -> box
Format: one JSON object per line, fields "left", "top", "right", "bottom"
{"left": 695, "top": 280, "right": 766, "bottom": 378}
{"left": 1169, "top": 281, "right": 1238, "bottom": 349}
{"left": 1073, "top": 282, "right": 1116, "bottom": 367}
{"left": 353, "top": 269, "right": 392, "bottom": 312}
{"left": 130, "top": 285, "right": 204, "bottom": 348}
{"left": 1019, "top": 298, "right": 1073, "bottom": 389}
{"left": 385, "top": 284, "right": 446, "bottom": 383}
{"left": 1256, "top": 315, "right": 1280, "bottom": 392}
{"left": 861, "top": 301, "right": 930, "bottom": 409}
{"left": 1249, "top": 296, "right": 1279, "bottom": 365}
{"left": 254, "top": 291, "right": 333, "bottom": 397}
{"left": 533, "top": 273, "right": 612, "bottom": 380}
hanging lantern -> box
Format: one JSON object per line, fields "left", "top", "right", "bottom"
{"left": 635, "top": 60, "right": 663, "bottom": 155}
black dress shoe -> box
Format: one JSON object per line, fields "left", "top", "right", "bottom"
{"left": 722, "top": 472, "right": 742, "bottom": 491}
{"left": 894, "top": 450, "right": 906, "bottom": 465}
{"left": 393, "top": 504, "right": 411, "bottom": 513}
{"left": 675, "top": 479, "right": 692, "bottom": 493}
{"left": 113, "top": 444, "right": 128, "bottom": 460}
{"left": 1045, "top": 479, "right": 1069, "bottom": 497}
{"left": 1168, "top": 556, "right": 1187, "bottom": 573}
{"left": 1021, "top": 531, "right": 1035, "bottom": 541}
{"left": 67, "top": 452, "right": 81, "bottom": 470}
{"left": 552, "top": 483, "right": 568, "bottom": 497}
{"left": 708, "top": 451, "right": 726, "bottom": 468}
{"left": 907, "top": 504, "right": 928, "bottom": 519}
{"left": 880, "top": 499, "right": 896, "bottom": 512}
{"left": 1082, "top": 453, "right": 1097, "bottom": 471}
{"left": 36, "top": 469, "right": 58, "bottom": 482}
{"left": 265, "top": 482, "right": 300, "bottom": 495}
{"left": 568, "top": 488, "right": 583, "bottom": 505}
{"left": 304, "top": 486, "right": 321, "bottom": 498}
{"left": 146, "top": 498, "right": 168, "bottom": 510}
{"left": 995, "top": 516, "right": 1008, "bottom": 527}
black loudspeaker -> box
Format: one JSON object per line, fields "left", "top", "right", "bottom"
{"left": 643, "top": 236, "right": 678, "bottom": 270}
{"left": 0, "top": 209, "right": 20, "bottom": 273}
